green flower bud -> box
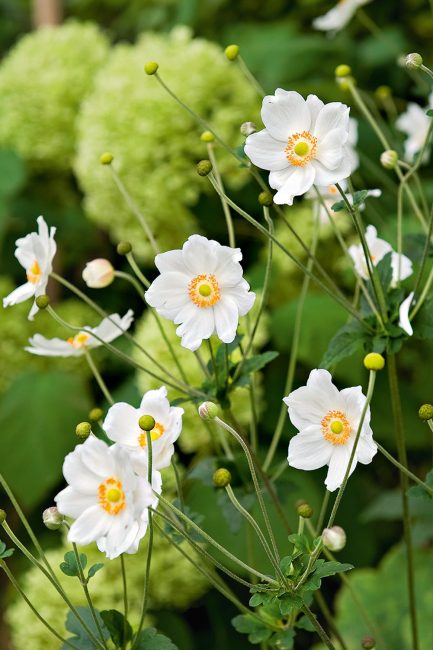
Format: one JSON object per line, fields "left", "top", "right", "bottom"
{"left": 0, "top": 509, "right": 6, "bottom": 524}
{"left": 213, "top": 468, "right": 232, "bottom": 488}
{"left": 75, "top": 421, "right": 92, "bottom": 441}
{"left": 89, "top": 407, "right": 103, "bottom": 422}
{"left": 196, "top": 159, "right": 213, "bottom": 176}
{"left": 418, "top": 404, "right": 433, "bottom": 421}
{"left": 225, "top": 44, "right": 240, "bottom": 61}
{"left": 335, "top": 64, "right": 352, "bottom": 78}
{"left": 258, "top": 191, "right": 273, "bottom": 207}
{"left": 139, "top": 414, "right": 155, "bottom": 431}
{"left": 42, "top": 507, "right": 64, "bottom": 531}
{"left": 200, "top": 130, "right": 215, "bottom": 143}
{"left": 117, "top": 241, "right": 132, "bottom": 256}
{"left": 380, "top": 150, "right": 398, "bottom": 170}
{"left": 361, "top": 636, "right": 376, "bottom": 649}
{"left": 296, "top": 502, "right": 313, "bottom": 519}
{"left": 322, "top": 525, "right": 346, "bottom": 551}
{"left": 35, "top": 295, "right": 49, "bottom": 309}
{"left": 100, "top": 152, "right": 113, "bottom": 165}
{"left": 375, "top": 85, "right": 391, "bottom": 100}
{"left": 363, "top": 352, "right": 385, "bottom": 371}
{"left": 198, "top": 401, "right": 218, "bottom": 420}
{"left": 405, "top": 53, "right": 423, "bottom": 70}
{"left": 144, "top": 61, "right": 159, "bottom": 75}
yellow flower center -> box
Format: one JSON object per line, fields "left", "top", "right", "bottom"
{"left": 188, "top": 274, "right": 221, "bottom": 308}
{"left": 98, "top": 477, "right": 125, "bottom": 515}
{"left": 321, "top": 410, "right": 351, "bottom": 445}
{"left": 26, "top": 260, "right": 42, "bottom": 284}
{"left": 328, "top": 184, "right": 338, "bottom": 195}
{"left": 285, "top": 131, "right": 318, "bottom": 167}
{"left": 138, "top": 422, "right": 165, "bottom": 448}
{"left": 67, "top": 332, "right": 91, "bottom": 349}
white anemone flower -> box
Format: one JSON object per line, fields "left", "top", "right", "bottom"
{"left": 244, "top": 90, "right": 352, "bottom": 206}
{"left": 396, "top": 93, "right": 433, "bottom": 162}
{"left": 398, "top": 292, "right": 414, "bottom": 336}
{"left": 144, "top": 235, "right": 255, "bottom": 351}
{"left": 103, "top": 387, "right": 184, "bottom": 473}
{"left": 310, "top": 181, "right": 381, "bottom": 224}
{"left": 347, "top": 117, "right": 360, "bottom": 173}
{"left": 284, "top": 369, "right": 377, "bottom": 491}
{"left": 55, "top": 436, "right": 161, "bottom": 559}
{"left": 313, "top": 0, "right": 373, "bottom": 33}
{"left": 348, "top": 225, "right": 413, "bottom": 287}
{"left": 25, "top": 310, "right": 134, "bottom": 357}
{"left": 3, "top": 215, "right": 56, "bottom": 320}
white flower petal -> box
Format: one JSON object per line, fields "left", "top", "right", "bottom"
{"left": 288, "top": 425, "right": 333, "bottom": 470}
{"left": 398, "top": 292, "right": 414, "bottom": 336}
{"left": 312, "top": 154, "right": 352, "bottom": 186}
{"left": 213, "top": 296, "right": 239, "bottom": 343}
{"left": 182, "top": 235, "right": 220, "bottom": 275}
{"left": 154, "top": 249, "right": 187, "bottom": 274}
{"left": 284, "top": 369, "right": 343, "bottom": 430}
{"left": 316, "top": 128, "right": 347, "bottom": 169}
{"left": 274, "top": 165, "right": 316, "bottom": 206}
{"left": 356, "top": 436, "right": 377, "bottom": 465}
{"left": 313, "top": 103, "right": 350, "bottom": 141}
{"left": 103, "top": 403, "right": 141, "bottom": 447}
{"left": 25, "top": 334, "right": 81, "bottom": 357}
{"left": 3, "top": 282, "right": 35, "bottom": 308}
{"left": 68, "top": 505, "right": 111, "bottom": 546}
{"left": 261, "top": 90, "right": 310, "bottom": 140}
{"left": 325, "top": 445, "right": 357, "bottom": 492}
{"left": 391, "top": 252, "right": 413, "bottom": 286}
{"left": 55, "top": 486, "right": 95, "bottom": 519}
{"left": 244, "top": 129, "right": 288, "bottom": 171}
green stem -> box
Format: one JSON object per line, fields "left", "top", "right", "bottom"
{"left": 301, "top": 603, "right": 336, "bottom": 650}
{"left": 313, "top": 590, "right": 348, "bottom": 650}
{"left": 411, "top": 206, "right": 433, "bottom": 306}
{"left": 85, "top": 351, "right": 114, "bottom": 406}
{"left": 237, "top": 55, "right": 265, "bottom": 96}
{"left": 71, "top": 541, "right": 107, "bottom": 648}
{"left": 171, "top": 456, "right": 185, "bottom": 512}
{"left": 376, "top": 442, "right": 433, "bottom": 494}
{"left": 120, "top": 555, "right": 128, "bottom": 650}
{"left": 126, "top": 252, "right": 151, "bottom": 288}
{"left": 207, "top": 143, "right": 236, "bottom": 247}
{"left": 316, "top": 489, "right": 331, "bottom": 533}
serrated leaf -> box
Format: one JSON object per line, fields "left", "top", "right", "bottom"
{"left": 135, "top": 627, "right": 179, "bottom": 649}
{"left": 0, "top": 540, "right": 14, "bottom": 560}
{"left": 270, "top": 628, "right": 296, "bottom": 649}
{"left": 313, "top": 561, "right": 354, "bottom": 579}
{"left": 352, "top": 190, "right": 369, "bottom": 206}
{"left": 278, "top": 592, "right": 303, "bottom": 615}
{"left": 61, "top": 607, "right": 109, "bottom": 650}
{"left": 295, "top": 614, "right": 315, "bottom": 632}
{"left": 88, "top": 563, "right": 104, "bottom": 580}
{"left": 279, "top": 555, "right": 293, "bottom": 576}
{"left": 100, "top": 609, "right": 132, "bottom": 647}
{"left": 60, "top": 551, "right": 87, "bottom": 578}
{"left": 232, "top": 614, "right": 272, "bottom": 644}
{"left": 375, "top": 251, "right": 393, "bottom": 292}
{"left": 320, "top": 321, "right": 367, "bottom": 369}
{"left": 406, "top": 470, "right": 433, "bottom": 501}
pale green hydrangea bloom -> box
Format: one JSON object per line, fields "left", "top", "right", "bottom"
{"left": 75, "top": 26, "right": 259, "bottom": 260}
{"left": 0, "top": 21, "right": 109, "bottom": 170}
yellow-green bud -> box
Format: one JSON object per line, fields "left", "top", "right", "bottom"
{"left": 139, "top": 414, "right": 155, "bottom": 431}
{"left": 100, "top": 152, "right": 113, "bottom": 165}
{"left": 225, "top": 44, "right": 240, "bottom": 61}
{"left": 296, "top": 502, "right": 313, "bottom": 519}
{"left": 418, "top": 404, "right": 433, "bottom": 421}
{"left": 200, "top": 130, "right": 215, "bottom": 143}
{"left": 405, "top": 53, "right": 423, "bottom": 70}
{"left": 213, "top": 468, "right": 232, "bottom": 488}
{"left": 363, "top": 352, "right": 385, "bottom": 371}
{"left": 35, "top": 295, "right": 49, "bottom": 309}
{"left": 89, "top": 407, "right": 103, "bottom": 422}
{"left": 380, "top": 150, "right": 398, "bottom": 170}
{"left": 0, "top": 509, "right": 6, "bottom": 524}
{"left": 198, "top": 401, "right": 218, "bottom": 420}
{"left": 144, "top": 61, "right": 159, "bottom": 75}
{"left": 240, "top": 121, "right": 256, "bottom": 137}
{"left": 117, "top": 241, "right": 132, "bottom": 256}
{"left": 375, "top": 85, "right": 391, "bottom": 100}
{"left": 43, "top": 507, "right": 64, "bottom": 531}
{"left": 322, "top": 525, "right": 346, "bottom": 551}
{"left": 258, "top": 191, "right": 273, "bottom": 207}
{"left": 361, "top": 637, "right": 376, "bottom": 649}
{"left": 197, "top": 159, "right": 213, "bottom": 176}
{"left": 335, "top": 64, "right": 352, "bottom": 78}
{"left": 75, "top": 421, "right": 92, "bottom": 441}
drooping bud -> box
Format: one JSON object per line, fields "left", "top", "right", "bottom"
{"left": 296, "top": 502, "right": 313, "bottom": 519}
{"left": 82, "top": 259, "right": 115, "bottom": 289}
{"left": 89, "top": 407, "right": 103, "bottom": 422}
{"left": 35, "top": 295, "right": 49, "bottom": 309}
{"left": 335, "top": 64, "right": 352, "bottom": 78}
{"left": 405, "top": 53, "right": 423, "bottom": 70}
{"left": 0, "top": 510, "right": 6, "bottom": 524}
{"left": 197, "top": 160, "right": 213, "bottom": 176}
{"left": 117, "top": 241, "right": 132, "bottom": 256}
{"left": 380, "top": 150, "right": 398, "bottom": 170}
{"left": 213, "top": 468, "right": 232, "bottom": 488}
{"left": 418, "top": 404, "right": 433, "bottom": 421}
{"left": 363, "top": 352, "right": 385, "bottom": 371}
{"left": 100, "top": 152, "right": 113, "bottom": 165}
{"left": 144, "top": 61, "right": 159, "bottom": 75}
{"left": 42, "top": 506, "right": 64, "bottom": 531}
{"left": 200, "top": 131, "right": 215, "bottom": 143}
{"left": 225, "top": 44, "right": 240, "bottom": 61}
{"left": 361, "top": 636, "right": 376, "bottom": 649}
{"left": 240, "top": 121, "right": 257, "bottom": 137}
{"left": 322, "top": 525, "right": 346, "bottom": 551}
{"left": 139, "top": 414, "right": 156, "bottom": 431}
{"left": 75, "top": 421, "right": 92, "bottom": 441}
{"left": 258, "top": 191, "right": 273, "bottom": 207}
{"left": 198, "top": 401, "right": 218, "bottom": 420}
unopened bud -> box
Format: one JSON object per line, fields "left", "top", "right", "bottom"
{"left": 139, "top": 414, "right": 155, "bottom": 431}
{"left": 380, "top": 149, "right": 398, "bottom": 170}
{"left": 418, "top": 404, "right": 433, "bottom": 421}
{"left": 144, "top": 61, "right": 159, "bottom": 75}
{"left": 258, "top": 191, "right": 273, "bottom": 207}
{"left": 240, "top": 121, "right": 257, "bottom": 137}
{"left": 100, "top": 152, "right": 113, "bottom": 165}
{"left": 76, "top": 422, "right": 92, "bottom": 441}
{"left": 405, "top": 53, "right": 423, "bottom": 70}
{"left": 375, "top": 85, "right": 391, "bottom": 100}
{"left": 213, "top": 468, "right": 232, "bottom": 488}
{"left": 335, "top": 64, "right": 352, "bottom": 78}
{"left": 0, "top": 510, "right": 6, "bottom": 524}
{"left": 200, "top": 131, "right": 215, "bottom": 143}
{"left": 82, "top": 259, "right": 114, "bottom": 289}
{"left": 89, "top": 407, "right": 103, "bottom": 422}
{"left": 225, "top": 44, "right": 239, "bottom": 61}
{"left": 117, "top": 241, "right": 132, "bottom": 256}
{"left": 198, "top": 401, "right": 218, "bottom": 420}
{"left": 197, "top": 160, "right": 212, "bottom": 176}
{"left": 363, "top": 352, "right": 385, "bottom": 371}
{"left": 361, "top": 636, "right": 376, "bottom": 649}
{"left": 36, "top": 295, "right": 49, "bottom": 309}
{"left": 322, "top": 526, "right": 346, "bottom": 551}
{"left": 43, "top": 507, "right": 64, "bottom": 531}
{"left": 297, "top": 502, "right": 313, "bottom": 519}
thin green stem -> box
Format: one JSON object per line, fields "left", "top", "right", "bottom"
{"left": 171, "top": 456, "right": 185, "bottom": 512}
{"left": 316, "top": 490, "right": 331, "bottom": 533}
{"left": 237, "top": 55, "right": 265, "bottom": 96}
{"left": 376, "top": 443, "right": 433, "bottom": 495}
{"left": 126, "top": 252, "right": 151, "bottom": 288}
{"left": 120, "top": 555, "right": 128, "bottom": 650}
{"left": 313, "top": 590, "right": 348, "bottom": 650}
{"left": 71, "top": 542, "right": 107, "bottom": 648}
{"left": 85, "top": 350, "right": 114, "bottom": 406}
{"left": 207, "top": 143, "right": 235, "bottom": 247}
{"left": 302, "top": 603, "right": 336, "bottom": 650}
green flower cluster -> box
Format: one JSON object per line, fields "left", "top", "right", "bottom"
{"left": 0, "top": 21, "right": 109, "bottom": 171}
{"left": 75, "top": 26, "right": 259, "bottom": 260}
{"left": 6, "top": 524, "right": 209, "bottom": 650}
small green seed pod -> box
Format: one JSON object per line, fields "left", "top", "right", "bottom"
{"left": 296, "top": 502, "right": 313, "bottom": 519}
{"left": 89, "top": 407, "right": 103, "bottom": 422}
{"left": 363, "top": 352, "right": 385, "bottom": 371}
{"left": 198, "top": 402, "right": 218, "bottom": 420}
{"left": 35, "top": 295, "right": 49, "bottom": 309}
{"left": 418, "top": 404, "right": 433, "bottom": 421}
{"left": 196, "top": 159, "right": 213, "bottom": 176}
{"left": 200, "top": 130, "right": 215, "bottom": 143}
{"left": 258, "top": 191, "right": 273, "bottom": 207}
{"left": 117, "top": 241, "right": 132, "bottom": 256}
{"left": 100, "top": 152, "right": 114, "bottom": 165}
{"left": 144, "top": 61, "right": 159, "bottom": 75}
{"left": 225, "top": 44, "right": 240, "bottom": 61}
{"left": 213, "top": 468, "right": 232, "bottom": 488}
{"left": 75, "top": 421, "right": 92, "bottom": 441}
{"left": 335, "top": 64, "right": 352, "bottom": 78}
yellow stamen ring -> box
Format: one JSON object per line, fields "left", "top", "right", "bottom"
{"left": 138, "top": 422, "right": 165, "bottom": 448}
{"left": 67, "top": 332, "right": 91, "bottom": 349}
{"left": 27, "top": 260, "right": 42, "bottom": 284}
{"left": 321, "top": 410, "right": 351, "bottom": 445}
{"left": 188, "top": 274, "right": 221, "bottom": 308}
{"left": 98, "top": 477, "right": 125, "bottom": 515}
{"left": 285, "top": 131, "right": 318, "bottom": 167}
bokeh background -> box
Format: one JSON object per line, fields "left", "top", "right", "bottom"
{"left": 0, "top": 1, "right": 432, "bottom": 648}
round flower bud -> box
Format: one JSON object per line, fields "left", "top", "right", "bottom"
{"left": 75, "top": 421, "right": 92, "bottom": 441}
{"left": 380, "top": 149, "right": 398, "bottom": 170}
{"left": 213, "top": 468, "right": 232, "bottom": 488}
{"left": 363, "top": 352, "right": 385, "bottom": 371}
{"left": 144, "top": 61, "right": 159, "bottom": 75}
{"left": 335, "top": 64, "right": 352, "bottom": 78}
{"left": 42, "top": 507, "right": 64, "bottom": 531}
{"left": 198, "top": 401, "right": 218, "bottom": 420}
{"left": 100, "top": 152, "right": 113, "bottom": 165}
{"left": 117, "top": 241, "right": 132, "bottom": 256}
{"left": 82, "top": 259, "right": 115, "bottom": 289}
{"left": 405, "top": 53, "right": 423, "bottom": 70}
{"left": 139, "top": 414, "right": 156, "bottom": 431}
{"left": 322, "top": 526, "right": 346, "bottom": 552}
{"left": 0, "top": 509, "right": 6, "bottom": 524}
{"left": 240, "top": 121, "right": 257, "bottom": 137}
{"left": 225, "top": 44, "right": 240, "bottom": 61}
{"left": 297, "top": 503, "right": 313, "bottom": 518}
{"left": 35, "top": 295, "right": 49, "bottom": 310}
{"left": 200, "top": 130, "right": 215, "bottom": 143}
{"left": 418, "top": 404, "right": 433, "bottom": 421}
{"left": 196, "top": 159, "right": 213, "bottom": 176}
{"left": 89, "top": 407, "right": 103, "bottom": 422}
{"left": 258, "top": 191, "right": 273, "bottom": 207}
{"left": 375, "top": 85, "right": 391, "bottom": 100}
{"left": 361, "top": 636, "right": 376, "bottom": 649}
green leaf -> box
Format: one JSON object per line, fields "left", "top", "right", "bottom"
{"left": 88, "top": 563, "right": 104, "bottom": 580}
{"left": 232, "top": 351, "right": 279, "bottom": 387}
{"left": 413, "top": 296, "right": 433, "bottom": 340}
{"left": 270, "top": 628, "right": 295, "bottom": 649}
{"left": 163, "top": 503, "right": 204, "bottom": 544}
{"left": 61, "top": 607, "right": 109, "bottom": 649}
{"left": 100, "top": 609, "right": 132, "bottom": 647}
{"left": 312, "top": 561, "right": 354, "bottom": 579}
{"left": 232, "top": 615, "right": 272, "bottom": 644}
{"left": 135, "top": 627, "right": 179, "bottom": 649}
{"left": 375, "top": 252, "right": 393, "bottom": 292}
{"left": 406, "top": 470, "right": 433, "bottom": 501}
{"left": 279, "top": 555, "right": 293, "bottom": 576}
{"left": 331, "top": 199, "right": 345, "bottom": 212}
{"left": 278, "top": 592, "right": 303, "bottom": 615}
{"left": 0, "top": 540, "right": 14, "bottom": 559}
{"left": 352, "top": 190, "right": 369, "bottom": 207}
{"left": 60, "top": 551, "right": 87, "bottom": 578}
{"left": 288, "top": 533, "right": 311, "bottom": 555}
{"left": 426, "top": 109, "right": 433, "bottom": 117}
{"left": 295, "top": 614, "right": 315, "bottom": 632}
{"left": 320, "top": 321, "right": 367, "bottom": 369}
